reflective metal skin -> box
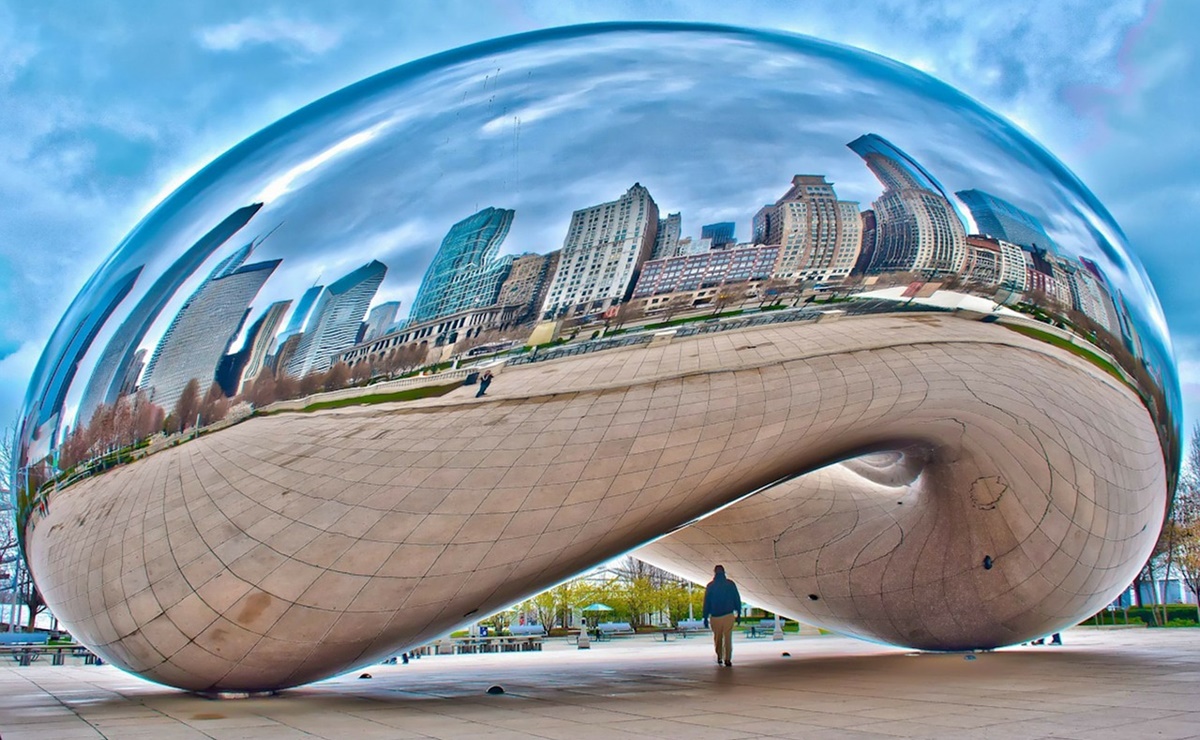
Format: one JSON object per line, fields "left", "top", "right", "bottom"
{"left": 12, "top": 24, "right": 1179, "bottom": 692}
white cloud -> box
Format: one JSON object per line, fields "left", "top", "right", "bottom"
{"left": 196, "top": 13, "right": 343, "bottom": 57}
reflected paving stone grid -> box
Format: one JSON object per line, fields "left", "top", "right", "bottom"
{"left": 12, "top": 23, "right": 1180, "bottom": 693}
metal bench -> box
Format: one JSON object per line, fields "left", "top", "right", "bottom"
{"left": 595, "top": 622, "right": 635, "bottom": 639}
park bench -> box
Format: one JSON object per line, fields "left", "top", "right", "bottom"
{"left": 508, "top": 624, "right": 547, "bottom": 637}
{"left": 743, "top": 619, "right": 781, "bottom": 638}
{"left": 595, "top": 622, "right": 635, "bottom": 639}
{"left": 676, "top": 619, "right": 708, "bottom": 633}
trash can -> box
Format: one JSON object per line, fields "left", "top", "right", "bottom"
{"left": 464, "top": 372, "right": 479, "bottom": 386}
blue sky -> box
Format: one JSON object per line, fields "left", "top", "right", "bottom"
{"left": 1, "top": 0, "right": 1196, "bottom": 439}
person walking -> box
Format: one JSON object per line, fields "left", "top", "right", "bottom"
{"left": 476, "top": 370, "right": 494, "bottom": 398}
{"left": 702, "top": 564, "right": 742, "bottom": 667}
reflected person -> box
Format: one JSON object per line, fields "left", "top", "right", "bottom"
{"left": 476, "top": 369, "right": 494, "bottom": 398}
{"left": 702, "top": 564, "right": 742, "bottom": 667}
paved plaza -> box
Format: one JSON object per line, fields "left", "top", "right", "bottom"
{"left": 3, "top": 627, "right": 1199, "bottom": 739}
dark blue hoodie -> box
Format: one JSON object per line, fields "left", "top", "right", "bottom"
{"left": 702, "top": 572, "right": 742, "bottom": 618}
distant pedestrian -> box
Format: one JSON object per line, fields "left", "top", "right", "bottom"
{"left": 476, "top": 370, "right": 494, "bottom": 397}
{"left": 702, "top": 565, "right": 742, "bottom": 667}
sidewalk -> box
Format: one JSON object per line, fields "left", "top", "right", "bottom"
{"left": 2, "top": 628, "right": 1198, "bottom": 739}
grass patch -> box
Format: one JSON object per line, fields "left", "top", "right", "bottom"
{"left": 643, "top": 309, "right": 745, "bottom": 330}
{"left": 1002, "top": 323, "right": 1127, "bottom": 385}
{"left": 297, "top": 382, "right": 460, "bottom": 412}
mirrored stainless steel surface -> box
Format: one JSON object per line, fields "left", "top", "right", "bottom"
{"left": 11, "top": 22, "right": 1179, "bottom": 692}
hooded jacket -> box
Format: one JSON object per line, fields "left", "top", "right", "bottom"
{"left": 702, "top": 571, "right": 742, "bottom": 619}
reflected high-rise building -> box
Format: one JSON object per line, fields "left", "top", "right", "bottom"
{"left": 956, "top": 189, "right": 1056, "bottom": 252}
{"left": 142, "top": 245, "right": 281, "bottom": 410}
{"left": 964, "top": 235, "right": 1028, "bottom": 292}
{"left": 496, "top": 251, "right": 560, "bottom": 324}
{"left": 278, "top": 284, "right": 323, "bottom": 345}
{"left": 31, "top": 265, "right": 141, "bottom": 443}
{"left": 77, "top": 203, "right": 264, "bottom": 424}
{"left": 542, "top": 183, "right": 659, "bottom": 318}
{"left": 849, "top": 134, "right": 966, "bottom": 275}
{"left": 651, "top": 212, "right": 682, "bottom": 260}
{"left": 286, "top": 260, "right": 387, "bottom": 378}
{"left": 409, "top": 207, "right": 515, "bottom": 326}
{"left": 700, "top": 221, "right": 736, "bottom": 248}
{"left": 754, "top": 175, "right": 861, "bottom": 283}
{"left": 238, "top": 300, "right": 293, "bottom": 388}
{"left": 363, "top": 301, "right": 401, "bottom": 343}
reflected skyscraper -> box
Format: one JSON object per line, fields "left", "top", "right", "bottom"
{"left": 541, "top": 183, "right": 659, "bottom": 318}
{"left": 142, "top": 246, "right": 280, "bottom": 410}
{"left": 849, "top": 134, "right": 965, "bottom": 275}
{"left": 77, "top": 203, "right": 264, "bottom": 424}
{"left": 286, "top": 260, "right": 387, "bottom": 377}
{"left": 29, "top": 266, "right": 141, "bottom": 447}
{"left": 409, "top": 208, "right": 515, "bottom": 326}
{"left": 363, "top": 301, "right": 401, "bottom": 343}
{"left": 238, "top": 300, "right": 293, "bottom": 388}
{"left": 956, "top": 189, "right": 1056, "bottom": 252}
{"left": 754, "top": 175, "right": 861, "bottom": 282}
{"left": 651, "top": 212, "right": 682, "bottom": 260}
{"left": 700, "top": 221, "right": 736, "bottom": 248}
{"left": 496, "top": 252, "right": 559, "bottom": 324}
{"left": 278, "top": 284, "right": 322, "bottom": 343}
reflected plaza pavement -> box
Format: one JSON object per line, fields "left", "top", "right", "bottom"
{"left": 4, "top": 628, "right": 1200, "bottom": 739}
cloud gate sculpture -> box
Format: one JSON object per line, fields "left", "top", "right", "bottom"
{"left": 13, "top": 23, "right": 1180, "bottom": 693}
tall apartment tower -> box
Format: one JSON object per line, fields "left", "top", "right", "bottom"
{"left": 496, "top": 251, "right": 560, "bottom": 324}
{"left": 35, "top": 265, "right": 140, "bottom": 442}
{"left": 700, "top": 222, "right": 736, "bottom": 248}
{"left": 143, "top": 245, "right": 281, "bottom": 410}
{"left": 238, "top": 300, "right": 293, "bottom": 388}
{"left": 849, "top": 134, "right": 966, "bottom": 275}
{"left": 76, "top": 203, "right": 263, "bottom": 425}
{"left": 755, "top": 176, "right": 862, "bottom": 282}
{"left": 409, "top": 207, "right": 515, "bottom": 326}
{"left": 541, "top": 183, "right": 659, "bottom": 318}
{"left": 286, "top": 260, "right": 387, "bottom": 378}
{"left": 277, "top": 284, "right": 323, "bottom": 345}
{"left": 955, "top": 189, "right": 1057, "bottom": 252}
{"left": 363, "top": 301, "right": 401, "bottom": 342}
{"left": 651, "top": 212, "right": 682, "bottom": 260}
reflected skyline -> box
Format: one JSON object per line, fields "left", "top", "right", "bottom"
{"left": 18, "top": 124, "right": 1174, "bottom": 474}
{"left": 8, "top": 23, "right": 1183, "bottom": 694}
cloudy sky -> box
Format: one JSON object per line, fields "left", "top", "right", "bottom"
{"left": 1, "top": 0, "right": 1196, "bottom": 440}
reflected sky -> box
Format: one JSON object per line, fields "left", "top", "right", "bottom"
{"left": 16, "top": 22, "right": 1180, "bottom": 470}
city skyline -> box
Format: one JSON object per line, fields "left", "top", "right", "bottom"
{"left": 7, "top": 23, "right": 1181, "bottom": 480}
{"left": 28, "top": 127, "right": 1159, "bottom": 443}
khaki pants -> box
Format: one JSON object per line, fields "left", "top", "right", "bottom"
{"left": 710, "top": 613, "right": 736, "bottom": 662}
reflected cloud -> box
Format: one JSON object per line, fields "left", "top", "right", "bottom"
{"left": 10, "top": 22, "right": 1182, "bottom": 694}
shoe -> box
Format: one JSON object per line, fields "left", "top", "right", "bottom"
{"left": 716, "top": 658, "right": 723, "bottom": 665}
{"left": 724, "top": 660, "right": 732, "bottom": 667}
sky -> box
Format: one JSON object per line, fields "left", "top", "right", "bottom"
{"left": 1, "top": 0, "right": 1196, "bottom": 444}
